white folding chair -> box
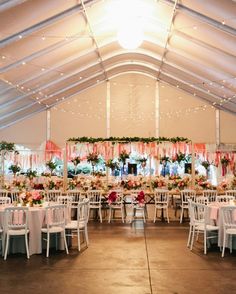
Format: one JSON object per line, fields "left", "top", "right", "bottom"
{"left": 10, "top": 191, "right": 20, "bottom": 203}
{"left": 203, "top": 190, "right": 217, "bottom": 203}
{"left": 3, "top": 207, "right": 30, "bottom": 260}
{"left": 65, "top": 199, "right": 90, "bottom": 251}
{"left": 108, "top": 190, "right": 125, "bottom": 223}
{"left": 130, "top": 191, "right": 146, "bottom": 223}
{"left": 153, "top": 189, "right": 170, "bottom": 223}
{"left": 87, "top": 190, "right": 103, "bottom": 223}
{"left": 226, "top": 190, "right": 236, "bottom": 199}
{"left": 189, "top": 202, "right": 218, "bottom": 254}
{"left": 0, "top": 197, "right": 11, "bottom": 205}
{"left": 216, "top": 195, "right": 234, "bottom": 203}
{"left": 41, "top": 204, "right": 69, "bottom": 257}
{"left": 46, "top": 190, "right": 62, "bottom": 202}
{"left": 0, "top": 190, "right": 8, "bottom": 197}
{"left": 195, "top": 196, "right": 208, "bottom": 205}
{"left": 180, "top": 190, "right": 196, "bottom": 223}
{"left": 221, "top": 206, "right": 236, "bottom": 257}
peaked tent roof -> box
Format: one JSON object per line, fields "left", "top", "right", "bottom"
{"left": 0, "top": 0, "right": 236, "bottom": 129}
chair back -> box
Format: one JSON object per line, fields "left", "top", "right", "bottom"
{"left": 4, "top": 206, "right": 29, "bottom": 231}
{"left": 226, "top": 190, "right": 236, "bottom": 198}
{"left": 0, "top": 190, "right": 8, "bottom": 197}
{"left": 195, "top": 196, "right": 208, "bottom": 205}
{"left": 0, "top": 197, "right": 11, "bottom": 205}
{"left": 221, "top": 206, "right": 236, "bottom": 229}
{"left": 108, "top": 190, "right": 124, "bottom": 205}
{"left": 46, "top": 190, "right": 62, "bottom": 202}
{"left": 189, "top": 201, "right": 207, "bottom": 225}
{"left": 154, "top": 189, "right": 169, "bottom": 204}
{"left": 87, "top": 190, "right": 102, "bottom": 205}
{"left": 10, "top": 191, "right": 20, "bottom": 203}
{"left": 45, "top": 204, "right": 66, "bottom": 229}
{"left": 203, "top": 190, "right": 217, "bottom": 202}
{"left": 181, "top": 190, "right": 196, "bottom": 204}
{"left": 77, "top": 199, "right": 90, "bottom": 225}
{"left": 216, "top": 195, "right": 234, "bottom": 203}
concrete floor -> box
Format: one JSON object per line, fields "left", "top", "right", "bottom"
{"left": 0, "top": 208, "right": 236, "bottom": 294}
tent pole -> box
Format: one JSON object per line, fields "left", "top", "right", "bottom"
{"left": 63, "top": 144, "right": 68, "bottom": 192}
{"left": 191, "top": 142, "right": 195, "bottom": 188}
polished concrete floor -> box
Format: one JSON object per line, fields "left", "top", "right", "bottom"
{"left": 0, "top": 208, "right": 236, "bottom": 294}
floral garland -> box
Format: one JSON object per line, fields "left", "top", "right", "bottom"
{"left": 67, "top": 136, "right": 190, "bottom": 144}
{"left": 0, "top": 141, "right": 15, "bottom": 152}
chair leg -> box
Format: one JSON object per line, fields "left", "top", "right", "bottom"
{"left": 204, "top": 231, "right": 207, "bottom": 255}
{"left": 77, "top": 229, "right": 81, "bottom": 251}
{"left": 25, "top": 233, "right": 30, "bottom": 259}
{"left": 153, "top": 207, "right": 156, "bottom": 223}
{"left": 108, "top": 207, "right": 112, "bottom": 223}
{"left": 85, "top": 226, "right": 89, "bottom": 246}
{"left": 230, "top": 235, "right": 233, "bottom": 254}
{"left": 166, "top": 207, "right": 170, "bottom": 223}
{"left": 99, "top": 207, "right": 102, "bottom": 223}
{"left": 187, "top": 225, "right": 192, "bottom": 247}
{"left": 46, "top": 233, "right": 50, "bottom": 258}
{"left": 143, "top": 209, "right": 146, "bottom": 223}
{"left": 180, "top": 207, "right": 183, "bottom": 223}
{"left": 63, "top": 231, "right": 69, "bottom": 254}
{"left": 190, "top": 227, "right": 195, "bottom": 250}
{"left": 121, "top": 207, "right": 124, "bottom": 223}
{"left": 222, "top": 232, "right": 226, "bottom": 257}
{"left": 4, "top": 234, "right": 9, "bottom": 261}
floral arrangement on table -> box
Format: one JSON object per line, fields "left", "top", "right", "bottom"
{"left": 67, "top": 179, "right": 78, "bottom": 190}
{"left": 87, "top": 152, "right": 99, "bottom": 164}
{"left": 32, "top": 183, "right": 45, "bottom": 190}
{"left": 231, "top": 177, "right": 236, "bottom": 189}
{"left": 90, "top": 179, "right": 104, "bottom": 190}
{"left": 136, "top": 156, "right": 148, "bottom": 167}
{"left": 151, "top": 176, "right": 166, "bottom": 189}
{"left": 121, "top": 179, "right": 142, "bottom": 190}
{"left": 118, "top": 150, "right": 130, "bottom": 163}
{"left": 168, "top": 175, "right": 182, "bottom": 181}
{"left": 217, "top": 181, "right": 229, "bottom": 191}
{"left": 2, "top": 183, "right": 11, "bottom": 190}
{"left": 201, "top": 160, "right": 211, "bottom": 170}
{"left": 167, "top": 176, "right": 191, "bottom": 191}
{"left": 46, "top": 160, "right": 57, "bottom": 174}
{"left": 133, "top": 191, "right": 145, "bottom": 207}
{"left": 19, "top": 190, "right": 44, "bottom": 206}
{"left": 41, "top": 172, "right": 51, "bottom": 177}
{"left": 46, "top": 179, "right": 63, "bottom": 190}
{"left": 108, "top": 191, "right": 117, "bottom": 204}
{"left": 172, "top": 152, "right": 190, "bottom": 164}
{"left": 160, "top": 155, "right": 170, "bottom": 164}
{"left": 195, "top": 175, "right": 215, "bottom": 190}
{"left": 221, "top": 156, "right": 230, "bottom": 176}
{"left": 105, "top": 159, "right": 120, "bottom": 170}
{"left": 26, "top": 169, "right": 37, "bottom": 180}
{"left": 12, "top": 179, "right": 27, "bottom": 191}
{"left": 92, "top": 171, "right": 106, "bottom": 177}
{"left": 71, "top": 156, "right": 81, "bottom": 166}
{"left": 8, "top": 164, "right": 21, "bottom": 176}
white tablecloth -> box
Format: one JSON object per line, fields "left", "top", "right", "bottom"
{"left": 0, "top": 205, "right": 66, "bottom": 256}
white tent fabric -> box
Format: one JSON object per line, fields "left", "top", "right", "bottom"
{"left": 0, "top": 0, "right": 236, "bottom": 129}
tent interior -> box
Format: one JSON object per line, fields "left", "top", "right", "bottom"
{"left": 0, "top": 0, "right": 236, "bottom": 148}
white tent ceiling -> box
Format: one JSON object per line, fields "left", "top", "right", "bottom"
{"left": 0, "top": 0, "right": 236, "bottom": 129}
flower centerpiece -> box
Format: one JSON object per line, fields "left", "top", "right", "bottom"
{"left": 106, "top": 159, "right": 120, "bottom": 171}
{"left": 172, "top": 152, "right": 186, "bottom": 164}
{"left": 12, "top": 179, "right": 27, "bottom": 191}
{"left": 46, "top": 179, "right": 63, "bottom": 190}
{"left": 68, "top": 179, "right": 77, "bottom": 190}
{"left": 137, "top": 156, "right": 148, "bottom": 168}
{"left": 9, "top": 164, "right": 21, "bottom": 177}
{"left": 221, "top": 156, "right": 230, "bottom": 177}
{"left": 46, "top": 160, "right": 57, "bottom": 175}
{"left": 26, "top": 169, "right": 37, "bottom": 180}
{"left": 108, "top": 191, "right": 117, "bottom": 204}
{"left": 201, "top": 160, "right": 210, "bottom": 170}
{"left": 87, "top": 152, "right": 100, "bottom": 173}
{"left": 151, "top": 176, "right": 166, "bottom": 189}
{"left": 19, "top": 190, "right": 44, "bottom": 206}
{"left": 121, "top": 179, "right": 142, "bottom": 190}
{"left": 119, "top": 150, "right": 130, "bottom": 174}
{"left": 231, "top": 177, "right": 236, "bottom": 189}
{"left": 71, "top": 156, "right": 81, "bottom": 166}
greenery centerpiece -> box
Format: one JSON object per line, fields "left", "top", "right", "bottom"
{"left": 46, "top": 160, "right": 57, "bottom": 175}
{"left": 26, "top": 169, "right": 37, "bottom": 180}
{"left": 105, "top": 159, "right": 120, "bottom": 172}
{"left": 118, "top": 150, "right": 130, "bottom": 175}
{"left": 87, "top": 152, "right": 100, "bottom": 173}
{"left": 9, "top": 164, "right": 21, "bottom": 177}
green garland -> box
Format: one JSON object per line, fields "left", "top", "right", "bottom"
{"left": 67, "top": 136, "right": 190, "bottom": 144}
{"left": 0, "top": 141, "right": 15, "bottom": 152}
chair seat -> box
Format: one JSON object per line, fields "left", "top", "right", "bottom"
{"left": 226, "top": 228, "right": 236, "bottom": 235}
{"left": 196, "top": 224, "right": 219, "bottom": 231}
{"left": 41, "top": 227, "right": 64, "bottom": 234}
{"left": 89, "top": 205, "right": 100, "bottom": 209}
{"left": 7, "top": 229, "right": 29, "bottom": 236}
{"left": 109, "top": 204, "right": 123, "bottom": 209}
{"left": 65, "top": 221, "right": 86, "bottom": 230}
